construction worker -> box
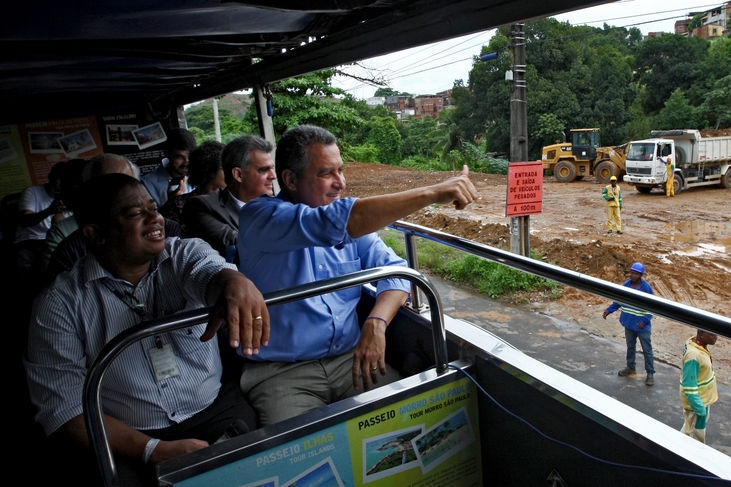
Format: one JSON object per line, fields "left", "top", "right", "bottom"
{"left": 663, "top": 156, "right": 675, "bottom": 197}
{"left": 602, "top": 175, "right": 622, "bottom": 234}
{"left": 680, "top": 328, "right": 718, "bottom": 443}
{"left": 602, "top": 262, "right": 655, "bottom": 386}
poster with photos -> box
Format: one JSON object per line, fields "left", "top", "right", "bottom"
{"left": 58, "top": 129, "right": 98, "bottom": 156}
{"left": 132, "top": 122, "right": 167, "bottom": 150}
{"left": 28, "top": 132, "right": 64, "bottom": 154}
{"left": 0, "top": 137, "right": 18, "bottom": 164}
{"left": 106, "top": 124, "right": 139, "bottom": 145}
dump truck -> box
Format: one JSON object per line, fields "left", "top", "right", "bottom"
{"left": 541, "top": 128, "right": 628, "bottom": 184}
{"left": 623, "top": 129, "right": 731, "bottom": 193}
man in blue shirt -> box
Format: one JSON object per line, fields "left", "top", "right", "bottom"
{"left": 237, "top": 124, "right": 478, "bottom": 425}
{"left": 602, "top": 262, "right": 655, "bottom": 385}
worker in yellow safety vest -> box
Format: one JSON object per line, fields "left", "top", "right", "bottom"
{"left": 663, "top": 156, "right": 675, "bottom": 197}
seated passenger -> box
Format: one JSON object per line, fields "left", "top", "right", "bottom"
{"left": 46, "top": 217, "right": 181, "bottom": 280}
{"left": 44, "top": 154, "right": 163, "bottom": 281}
{"left": 182, "top": 135, "right": 275, "bottom": 260}
{"left": 237, "top": 124, "right": 478, "bottom": 426}
{"left": 24, "top": 173, "right": 269, "bottom": 486}
{"left": 140, "top": 127, "right": 197, "bottom": 207}
{"left": 160, "top": 140, "right": 226, "bottom": 225}
{"left": 13, "top": 161, "right": 70, "bottom": 292}
{"left": 42, "top": 154, "right": 135, "bottom": 274}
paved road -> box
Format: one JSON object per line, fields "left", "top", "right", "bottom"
{"left": 428, "top": 276, "right": 731, "bottom": 457}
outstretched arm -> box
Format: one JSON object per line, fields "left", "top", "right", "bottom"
{"left": 346, "top": 165, "right": 478, "bottom": 238}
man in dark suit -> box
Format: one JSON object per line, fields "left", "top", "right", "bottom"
{"left": 182, "top": 135, "right": 275, "bottom": 260}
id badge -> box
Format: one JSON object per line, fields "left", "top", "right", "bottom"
{"left": 149, "top": 343, "right": 180, "bottom": 381}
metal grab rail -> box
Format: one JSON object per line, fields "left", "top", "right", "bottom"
{"left": 390, "top": 220, "right": 731, "bottom": 338}
{"left": 83, "top": 266, "right": 445, "bottom": 487}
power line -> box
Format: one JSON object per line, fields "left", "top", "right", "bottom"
{"left": 568, "top": 2, "right": 722, "bottom": 28}
{"left": 335, "top": 1, "right": 724, "bottom": 97}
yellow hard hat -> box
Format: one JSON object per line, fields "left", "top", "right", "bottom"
{"left": 610, "top": 176, "right": 617, "bottom": 181}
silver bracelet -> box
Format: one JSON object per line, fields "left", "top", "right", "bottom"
{"left": 142, "top": 438, "right": 161, "bottom": 464}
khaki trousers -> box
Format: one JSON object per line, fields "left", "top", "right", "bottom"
{"left": 240, "top": 351, "right": 401, "bottom": 426}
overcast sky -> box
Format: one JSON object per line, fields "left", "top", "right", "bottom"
{"left": 331, "top": 0, "right": 721, "bottom": 99}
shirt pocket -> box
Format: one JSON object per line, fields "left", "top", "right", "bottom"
{"left": 335, "top": 259, "right": 362, "bottom": 301}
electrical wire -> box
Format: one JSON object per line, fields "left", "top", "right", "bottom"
{"left": 335, "top": 1, "right": 723, "bottom": 96}
{"left": 446, "top": 362, "right": 731, "bottom": 484}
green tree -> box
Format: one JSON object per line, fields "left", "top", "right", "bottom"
{"left": 633, "top": 35, "right": 709, "bottom": 114}
{"left": 454, "top": 19, "right": 639, "bottom": 159}
{"left": 623, "top": 94, "right": 656, "bottom": 140}
{"left": 698, "top": 75, "right": 731, "bottom": 129}
{"left": 689, "top": 36, "right": 731, "bottom": 109}
{"left": 656, "top": 88, "right": 700, "bottom": 129}
{"left": 402, "top": 116, "right": 440, "bottom": 159}
{"left": 367, "top": 116, "right": 403, "bottom": 164}
{"left": 453, "top": 30, "right": 512, "bottom": 152}
{"left": 534, "top": 113, "right": 565, "bottom": 147}
{"left": 687, "top": 14, "right": 704, "bottom": 33}
{"left": 374, "top": 87, "right": 412, "bottom": 97}
{"left": 219, "top": 118, "right": 248, "bottom": 143}
{"left": 338, "top": 97, "right": 393, "bottom": 147}
{"left": 186, "top": 103, "right": 217, "bottom": 133}
{"left": 582, "top": 44, "right": 635, "bottom": 143}
{"left": 434, "top": 109, "right": 463, "bottom": 162}
{"left": 185, "top": 101, "right": 256, "bottom": 142}
{"left": 525, "top": 21, "right": 636, "bottom": 149}
{"left": 241, "top": 70, "right": 365, "bottom": 140}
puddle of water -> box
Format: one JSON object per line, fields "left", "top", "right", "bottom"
{"left": 660, "top": 246, "right": 731, "bottom": 266}
{"left": 660, "top": 243, "right": 730, "bottom": 262}
{"left": 657, "top": 220, "right": 730, "bottom": 244}
{"left": 656, "top": 220, "right": 730, "bottom": 260}
{"left": 673, "top": 242, "right": 728, "bottom": 256}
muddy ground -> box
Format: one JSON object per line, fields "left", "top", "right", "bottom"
{"left": 344, "top": 161, "right": 731, "bottom": 384}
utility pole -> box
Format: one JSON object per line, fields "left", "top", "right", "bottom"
{"left": 509, "top": 23, "right": 530, "bottom": 257}
{"left": 212, "top": 97, "right": 222, "bottom": 142}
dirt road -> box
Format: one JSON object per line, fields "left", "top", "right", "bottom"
{"left": 344, "top": 162, "right": 731, "bottom": 383}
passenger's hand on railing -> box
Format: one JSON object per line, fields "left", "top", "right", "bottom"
{"left": 148, "top": 438, "right": 209, "bottom": 464}
{"left": 200, "top": 269, "right": 270, "bottom": 356}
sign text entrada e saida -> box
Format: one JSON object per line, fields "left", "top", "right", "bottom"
{"left": 506, "top": 161, "right": 543, "bottom": 217}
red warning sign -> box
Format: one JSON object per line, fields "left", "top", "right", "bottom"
{"left": 505, "top": 161, "right": 543, "bottom": 217}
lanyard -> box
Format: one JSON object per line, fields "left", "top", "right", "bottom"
{"left": 103, "top": 279, "right": 166, "bottom": 350}
{"left": 103, "top": 280, "right": 155, "bottom": 321}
